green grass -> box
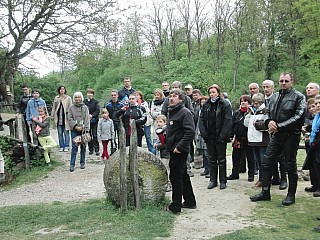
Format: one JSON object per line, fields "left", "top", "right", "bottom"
{"left": 214, "top": 194, "right": 320, "bottom": 240}
{"left": 0, "top": 199, "right": 174, "bottom": 240}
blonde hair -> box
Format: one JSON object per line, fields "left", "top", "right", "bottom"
{"left": 156, "top": 114, "right": 167, "bottom": 123}
{"left": 154, "top": 88, "right": 164, "bottom": 99}
{"left": 101, "top": 108, "right": 109, "bottom": 114}
{"left": 38, "top": 105, "right": 48, "bottom": 115}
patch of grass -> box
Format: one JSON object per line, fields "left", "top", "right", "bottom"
{"left": 0, "top": 199, "right": 175, "bottom": 240}
{"left": 214, "top": 194, "right": 320, "bottom": 240}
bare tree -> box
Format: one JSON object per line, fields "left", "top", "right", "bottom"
{"left": 193, "top": 0, "right": 209, "bottom": 51}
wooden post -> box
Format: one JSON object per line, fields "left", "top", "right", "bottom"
{"left": 119, "top": 120, "right": 127, "bottom": 212}
{"left": 20, "top": 116, "right": 30, "bottom": 171}
{"left": 129, "top": 119, "right": 140, "bottom": 210}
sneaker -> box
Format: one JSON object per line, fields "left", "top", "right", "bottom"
{"left": 63, "top": 148, "right": 69, "bottom": 152}
{"left": 70, "top": 166, "right": 75, "bottom": 172}
{"left": 80, "top": 165, "right": 85, "bottom": 169}
{"left": 59, "top": 148, "right": 63, "bottom": 152}
{"left": 47, "top": 162, "right": 52, "bottom": 167}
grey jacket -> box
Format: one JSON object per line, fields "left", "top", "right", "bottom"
{"left": 97, "top": 118, "right": 115, "bottom": 141}
{"left": 67, "top": 103, "right": 90, "bottom": 132}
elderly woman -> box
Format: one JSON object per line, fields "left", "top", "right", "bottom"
{"left": 51, "top": 86, "right": 72, "bottom": 152}
{"left": 244, "top": 93, "right": 269, "bottom": 187}
{"left": 68, "top": 92, "right": 90, "bottom": 172}
{"left": 151, "top": 88, "right": 165, "bottom": 144}
{"left": 199, "top": 84, "right": 233, "bottom": 189}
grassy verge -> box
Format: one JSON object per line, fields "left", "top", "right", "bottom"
{"left": 0, "top": 199, "right": 174, "bottom": 240}
{"left": 214, "top": 194, "right": 320, "bottom": 240}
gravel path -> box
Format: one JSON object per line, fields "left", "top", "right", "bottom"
{"left": 0, "top": 113, "right": 312, "bottom": 239}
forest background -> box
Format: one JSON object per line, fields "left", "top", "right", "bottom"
{"left": 0, "top": 0, "right": 319, "bottom": 107}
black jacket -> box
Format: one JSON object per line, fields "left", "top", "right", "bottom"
{"left": 199, "top": 97, "right": 232, "bottom": 143}
{"left": 231, "top": 109, "right": 248, "bottom": 139}
{"left": 84, "top": 98, "right": 100, "bottom": 124}
{"left": 105, "top": 100, "right": 123, "bottom": 126}
{"left": 118, "top": 87, "right": 135, "bottom": 102}
{"left": 116, "top": 105, "right": 147, "bottom": 135}
{"left": 266, "top": 88, "right": 306, "bottom": 133}
{"left": 16, "top": 94, "right": 32, "bottom": 114}
{"left": 166, "top": 103, "right": 195, "bottom": 153}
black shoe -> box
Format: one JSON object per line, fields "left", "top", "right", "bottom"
{"left": 313, "top": 190, "right": 320, "bottom": 197}
{"left": 279, "top": 180, "right": 288, "bottom": 190}
{"left": 305, "top": 186, "right": 317, "bottom": 192}
{"left": 205, "top": 174, "right": 210, "bottom": 178}
{"left": 89, "top": 151, "right": 93, "bottom": 155}
{"left": 271, "top": 179, "right": 280, "bottom": 185}
{"left": 282, "top": 194, "right": 295, "bottom": 206}
{"left": 207, "top": 181, "right": 217, "bottom": 189}
{"left": 227, "top": 175, "right": 239, "bottom": 180}
{"left": 181, "top": 202, "right": 197, "bottom": 209}
{"left": 95, "top": 152, "right": 100, "bottom": 156}
{"left": 250, "top": 191, "right": 271, "bottom": 202}
{"left": 248, "top": 176, "right": 254, "bottom": 182}
{"left": 200, "top": 171, "right": 209, "bottom": 176}
{"left": 220, "top": 183, "right": 227, "bottom": 189}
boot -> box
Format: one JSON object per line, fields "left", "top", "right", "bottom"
{"left": 282, "top": 193, "right": 295, "bottom": 206}
{"left": 282, "top": 173, "right": 298, "bottom": 206}
{"left": 219, "top": 164, "right": 227, "bottom": 189}
{"left": 279, "top": 170, "right": 287, "bottom": 190}
{"left": 250, "top": 188, "right": 271, "bottom": 202}
{"left": 207, "top": 165, "right": 218, "bottom": 189}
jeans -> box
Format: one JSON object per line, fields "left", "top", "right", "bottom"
{"left": 169, "top": 151, "right": 196, "bottom": 213}
{"left": 57, "top": 125, "right": 70, "bottom": 149}
{"left": 252, "top": 146, "right": 267, "bottom": 182}
{"left": 144, "top": 125, "right": 156, "bottom": 155}
{"left": 70, "top": 130, "right": 86, "bottom": 167}
{"left": 202, "top": 149, "right": 210, "bottom": 173}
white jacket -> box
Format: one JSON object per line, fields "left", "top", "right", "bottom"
{"left": 244, "top": 103, "right": 267, "bottom": 143}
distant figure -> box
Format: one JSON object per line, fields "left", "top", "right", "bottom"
{"left": 16, "top": 84, "right": 32, "bottom": 142}
{"left": 0, "top": 93, "right": 4, "bottom": 131}
{"left": 118, "top": 76, "right": 135, "bottom": 104}
{"left": 162, "top": 81, "right": 170, "bottom": 97}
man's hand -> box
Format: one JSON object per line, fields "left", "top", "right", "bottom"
{"left": 173, "top": 148, "right": 181, "bottom": 154}
{"left": 268, "top": 120, "right": 278, "bottom": 134}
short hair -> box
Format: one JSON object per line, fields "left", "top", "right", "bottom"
{"left": 280, "top": 72, "right": 294, "bottom": 81}
{"left": 101, "top": 108, "right": 109, "bottom": 114}
{"left": 252, "top": 93, "right": 265, "bottom": 104}
{"left": 222, "top": 92, "right": 228, "bottom": 98}
{"left": 169, "top": 89, "right": 184, "bottom": 100}
{"left": 249, "top": 83, "right": 259, "bottom": 89}
{"left": 307, "top": 98, "right": 315, "bottom": 107}
{"left": 192, "top": 89, "right": 202, "bottom": 95}
{"left": 156, "top": 114, "right": 167, "bottom": 123}
{"left": 162, "top": 81, "right": 170, "bottom": 86}
{"left": 172, "top": 80, "right": 182, "bottom": 89}
{"left": 135, "top": 90, "right": 144, "bottom": 101}
{"left": 87, "top": 88, "right": 94, "bottom": 94}
{"left": 240, "top": 95, "right": 252, "bottom": 105}
{"left": 57, "top": 85, "right": 67, "bottom": 94}
{"left": 21, "top": 84, "right": 29, "bottom": 89}
{"left": 262, "top": 80, "right": 274, "bottom": 88}
{"left": 37, "top": 105, "right": 47, "bottom": 115}
{"left": 73, "top": 92, "right": 84, "bottom": 102}
{"left": 32, "top": 89, "right": 40, "bottom": 95}
{"left": 307, "top": 82, "right": 320, "bottom": 90}
{"left": 207, "top": 84, "right": 221, "bottom": 96}
{"left": 124, "top": 76, "right": 131, "bottom": 81}
{"left": 154, "top": 88, "right": 164, "bottom": 99}
{"left": 315, "top": 94, "right": 320, "bottom": 101}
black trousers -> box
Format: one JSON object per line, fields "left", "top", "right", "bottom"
{"left": 262, "top": 132, "right": 300, "bottom": 193}
{"left": 231, "top": 144, "right": 255, "bottom": 177}
{"left": 125, "top": 134, "right": 143, "bottom": 147}
{"left": 169, "top": 151, "right": 196, "bottom": 213}
{"left": 88, "top": 123, "right": 99, "bottom": 152}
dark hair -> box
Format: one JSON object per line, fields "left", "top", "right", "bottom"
{"left": 57, "top": 85, "right": 67, "bottom": 94}
{"left": 87, "top": 88, "right": 94, "bottom": 94}
{"left": 192, "top": 89, "right": 202, "bottom": 95}
{"left": 21, "top": 84, "right": 29, "bottom": 88}
{"left": 239, "top": 95, "right": 252, "bottom": 104}
{"left": 169, "top": 89, "right": 184, "bottom": 100}
{"left": 207, "top": 84, "right": 222, "bottom": 96}
{"left": 32, "top": 89, "right": 40, "bottom": 95}
{"left": 280, "top": 72, "right": 294, "bottom": 82}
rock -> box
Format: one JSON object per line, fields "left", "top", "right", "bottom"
{"left": 103, "top": 147, "right": 168, "bottom": 206}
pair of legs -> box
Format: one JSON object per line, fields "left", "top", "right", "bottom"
{"left": 57, "top": 125, "right": 70, "bottom": 150}
{"left": 144, "top": 125, "right": 156, "bottom": 155}
{"left": 88, "top": 123, "right": 99, "bottom": 154}
{"left": 38, "top": 136, "right": 57, "bottom": 163}
{"left": 70, "top": 131, "right": 86, "bottom": 169}
{"left": 101, "top": 140, "right": 110, "bottom": 160}
{"left": 125, "top": 134, "right": 143, "bottom": 147}
{"left": 229, "top": 144, "right": 255, "bottom": 179}
{"left": 168, "top": 151, "right": 196, "bottom": 213}
{"left": 252, "top": 146, "right": 267, "bottom": 182}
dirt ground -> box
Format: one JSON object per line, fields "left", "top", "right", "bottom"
{"left": 0, "top": 113, "right": 312, "bottom": 239}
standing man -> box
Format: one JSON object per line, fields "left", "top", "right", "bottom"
{"left": 118, "top": 76, "right": 135, "bottom": 104}
{"left": 184, "top": 84, "right": 193, "bottom": 100}
{"left": 105, "top": 90, "right": 123, "bottom": 149}
{"left": 16, "top": 84, "right": 33, "bottom": 142}
{"left": 26, "top": 89, "right": 46, "bottom": 145}
{"left": 248, "top": 83, "right": 260, "bottom": 96}
{"left": 165, "top": 89, "right": 196, "bottom": 213}
{"left": 306, "top": 82, "right": 319, "bottom": 99}
{"left": 84, "top": 89, "right": 100, "bottom": 155}
{"left": 162, "top": 81, "right": 170, "bottom": 97}
{"left": 250, "top": 72, "right": 306, "bottom": 206}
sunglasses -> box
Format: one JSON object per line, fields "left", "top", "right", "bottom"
{"left": 279, "top": 79, "right": 290, "bottom": 83}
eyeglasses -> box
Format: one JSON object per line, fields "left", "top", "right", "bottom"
{"left": 279, "top": 79, "right": 290, "bottom": 83}
{"left": 249, "top": 88, "right": 256, "bottom": 90}
{"left": 129, "top": 98, "right": 135, "bottom": 100}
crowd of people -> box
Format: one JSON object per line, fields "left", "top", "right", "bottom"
{"left": 12, "top": 74, "right": 320, "bottom": 230}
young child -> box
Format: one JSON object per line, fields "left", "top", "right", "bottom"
{"left": 32, "top": 106, "right": 57, "bottom": 166}
{"left": 97, "top": 108, "right": 115, "bottom": 160}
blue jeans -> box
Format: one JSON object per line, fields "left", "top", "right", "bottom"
{"left": 144, "top": 125, "right": 156, "bottom": 155}
{"left": 57, "top": 125, "right": 70, "bottom": 149}
{"left": 70, "top": 130, "right": 86, "bottom": 167}
{"left": 252, "top": 146, "right": 267, "bottom": 182}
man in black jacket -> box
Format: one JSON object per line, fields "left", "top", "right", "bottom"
{"left": 250, "top": 72, "right": 306, "bottom": 206}
{"left": 84, "top": 89, "right": 100, "bottom": 155}
{"left": 16, "top": 84, "right": 32, "bottom": 142}
{"left": 118, "top": 76, "right": 135, "bottom": 103}
{"left": 165, "top": 89, "right": 196, "bottom": 214}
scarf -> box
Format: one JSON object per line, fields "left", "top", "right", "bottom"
{"left": 35, "top": 116, "right": 43, "bottom": 135}
{"left": 153, "top": 99, "right": 164, "bottom": 106}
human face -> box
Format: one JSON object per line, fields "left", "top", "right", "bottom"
{"left": 111, "top": 92, "right": 118, "bottom": 102}
{"left": 32, "top": 92, "right": 40, "bottom": 100}
{"left": 38, "top": 109, "right": 46, "bottom": 117}
{"left": 249, "top": 84, "right": 259, "bottom": 95}
{"left": 154, "top": 92, "right": 161, "bottom": 100}
{"left": 22, "top": 87, "right": 29, "bottom": 95}
{"left": 74, "top": 95, "right": 82, "bottom": 104}
{"left": 316, "top": 100, "right": 320, "bottom": 113}
{"left": 308, "top": 103, "right": 317, "bottom": 116}
{"left": 252, "top": 101, "right": 261, "bottom": 108}
{"left": 169, "top": 93, "right": 181, "bottom": 106}
{"left": 124, "top": 78, "right": 131, "bottom": 88}
{"left": 102, "top": 112, "right": 109, "bottom": 119}
{"left": 87, "top": 92, "right": 93, "bottom": 99}
{"left": 185, "top": 88, "right": 193, "bottom": 96}
{"left": 263, "top": 83, "right": 274, "bottom": 97}
{"left": 279, "top": 74, "right": 293, "bottom": 90}
{"left": 200, "top": 99, "right": 206, "bottom": 107}
{"left": 135, "top": 92, "right": 141, "bottom": 100}
{"left": 129, "top": 95, "right": 136, "bottom": 106}
{"left": 162, "top": 82, "right": 169, "bottom": 91}
{"left": 172, "top": 84, "right": 180, "bottom": 90}
{"left": 59, "top": 87, "right": 66, "bottom": 95}
{"left": 306, "top": 84, "right": 319, "bottom": 98}
{"left": 240, "top": 99, "right": 249, "bottom": 109}
{"left": 209, "top": 87, "right": 219, "bottom": 99}
{"left": 156, "top": 119, "right": 165, "bottom": 128}
{"left": 193, "top": 92, "right": 200, "bottom": 101}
